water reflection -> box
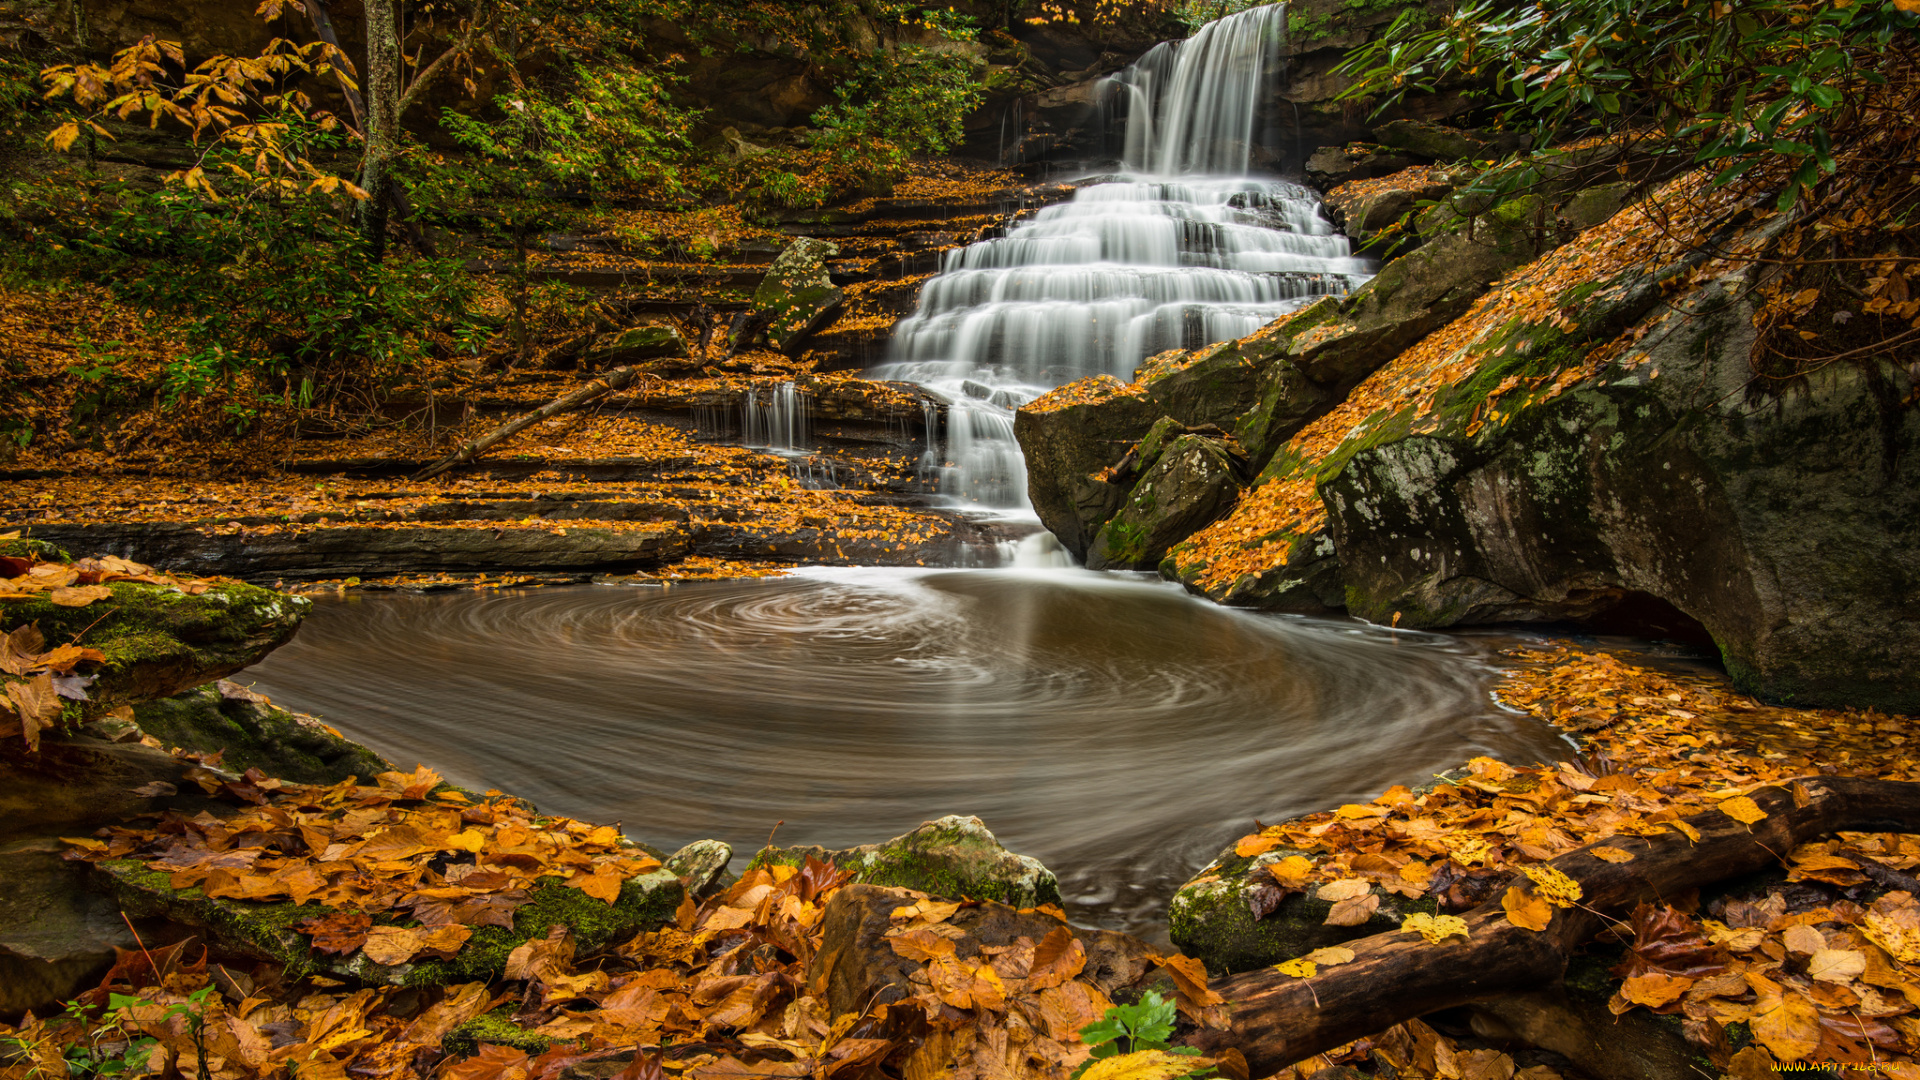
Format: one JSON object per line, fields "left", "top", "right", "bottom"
{"left": 241, "top": 569, "right": 1571, "bottom": 936}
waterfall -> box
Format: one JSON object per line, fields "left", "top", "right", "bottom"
{"left": 869, "top": 3, "right": 1371, "bottom": 514}
{"left": 743, "top": 381, "right": 809, "bottom": 452}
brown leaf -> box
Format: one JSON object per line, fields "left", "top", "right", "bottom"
{"left": 298, "top": 912, "right": 373, "bottom": 955}
{"left": 564, "top": 866, "right": 624, "bottom": 905}
{"left": 505, "top": 924, "right": 574, "bottom": 984}
{"left": 49, "top": 584, "right": 113, "bottom": 607}
{"left": 1027, "top": 926, "right": 1087, "bottom": 990}
{"left": 1157, "top": 952, "right": 1224, "bottom": 1008}
{"left": 888, "top": 926, "right": 957, "bottom": 963}
{"left": 443, "top": 1043, "right": 532, "bottom": 1080}
{"left": 0, "top": 624, "right": 46, "bottom": 675}
{"left": 1614, "top": 972, "right": 1692, "bottom": 1012}
{"left": 29, "top": 644, "right": 106, "bottom": 674}
{"left": 4, "top": 671, "right": 63, "bottom": 751}
{"left": 1324, "top": 893, "right": 1381, "bottom": 927}
{"left": 1750, "top": 992, "right": 1821, "bottom": 1061}
{"left": 361, "top": 926, "right": 427, "bottom": 966}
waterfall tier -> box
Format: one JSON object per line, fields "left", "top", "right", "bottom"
{"left": 869, "top": 4, "right": 1373, "bottom": 512}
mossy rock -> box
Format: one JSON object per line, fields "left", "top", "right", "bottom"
{"left": 747, "top": 237, "right": 844, "bottom": 354}
{"left": 442, "top": 1010, "right": 552, "bottom": 1060}
{"left": 1, "top": 581, "right": 306, "bottom": 724}
{"left": 92, "top": 858, "right": 683, "bottom": 987}
{"left": 1087, "top": 435, "right": 1243, "bottom": 571}
{"left": 746, "top": 814, "right": 1060, "bottom": 908}
{"left": 0, "top": 538, "right": 70, "bottom": 563}
{"left": 1169, "top": 845, "right": 1436, "bottom": 974}
{"left": 133, "top": 681, "right": 392, "bottom": 786}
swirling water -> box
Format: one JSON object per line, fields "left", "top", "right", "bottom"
{"left": 871, "top": 4, "right": 1373, "bottom": 510}
{"left": 240, "top": 570, "right": 1570, "bottom": 937}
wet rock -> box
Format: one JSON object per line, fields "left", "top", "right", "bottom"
{"left": 1168, "top": 529, "right": 1346, "bottom": 613}
{"left": 1015, "top": 377, "right": 1159, "bottom": 559}
{"left": 0, "top": 733, "right": 230, "bottom": 845}
{"left": 133, "top": 680, "right": 393, "bottom": 785}
{"left": 1373, "top": 119, "right": 1499, "bottom": 162}
{"left": 1305, "top": 144, "right": 1422, "bottom": 188}
{"left": 1087, "top": 435, "right": 1244, "bottom": 572}
{"left": 746, "top": 238, "right": 844, "bottom": 354}
{"left": 1168, "top": 844, "right": 1434, "bottom": 975}
{"left": 1323, "top": 166, "right": 1458, "bottom": 257}
{"left": 664, "top": 838, "right": 734, "bottom": 899}
{"left": 748, "top": 815, "right": 1060, "bottom": 908}
{"left": 19, "top": 522, "right": 690, "bottom": 583}
{"left": 92, "top": 857, "right": 683, "bottom": 987}
{"left": 583, "top": 325, "right": 689, "bottom": 367}
{"left": 1469, "top": 981, "right": 1713, "bottom": 1080}
{"left": 806, "top": 883, "right": 1164, "bottom": 1018}
{"left": 3, "top": 579, "right": 306, "bottom": 722}
{"left": 0, "top": 839, "right": 171, "bottom": 1017}
{"left": 1324, "top": 216, "right": 1920, "bottom": 710}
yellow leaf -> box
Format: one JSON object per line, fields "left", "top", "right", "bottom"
{"left": 48, "top": 122, "right": 81, "bottom": 152}
{"left": 1269, "top": 855, "right": 1314, "bottom": 886}
{"left": 50, "top": 584, "right": 113, "bottom": 607}
{"left": 1324, "top": 893, "right": 1380, "bottom": 926}
{"left": 1303, "top": 946, "right": 1356, "bottom": 966}
{"left": 1618, "top": 972, "right": 1692, "bottom": 1008}
{"left": 1718, "top": 796, "right": 1768, "bottom": 825}
{"left": 1274, "top": 957, "right": 1316, "bottom": 978}
{"left": 1589, "top": 846, "right": 1635, "bottom": 863}
{"left": 1502, "top": 886, "right": 1554, "bottom": 932}
{"left": 1400, "top": 912, "right": 1470, "bottom": 943}
{"left": 1079, "top": 1051, "right": 1217, "bottom": 1080}
{"left": 1750, "top": 993, "right": 1821, "bottom": 1061}
{"left": 1895, "top": 0, "right": 1919, "bottom": 14}
{"left": 1235, "top": 835, "right": 1279, "bottom": 858}
{"left": 360, "top": 926, "right": 424, "bottom": 967}
{"left": 1521, "top": 865, "right": 1582, "bottom": 908}
{"left": 1806, "top": 948, "right": 1865, "bottom": 983}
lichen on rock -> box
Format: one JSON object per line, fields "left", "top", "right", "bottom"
{"left": 747, "top": 814, "right": 1060, "bottom": 908}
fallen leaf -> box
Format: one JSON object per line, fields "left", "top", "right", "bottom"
{"left": 1079, "top": 1050, "right": 1217, "bottom": 1080}
{"left": 1303, "top": 945, "right": 1356, "bottom": 966}
{"left": 1274, "top": 957, "right": 1315, "bottom": 978}
{"left": 49, "top": 584, "right": 112, "bottom": 607}
{"left": 299, "top": 912, "right": 373, "bottom": 956}
{"left": 1401, "top": 912, "right": 1470, "bottom": 943}
{"left": 1315, "top": 879, "right": 1371, "bottom": 902}
{"left": 1027, "top": 926, "right": 1086, "bottom": 989}
{"left": 361, "top": 926, "right": 426, "bottom": 966}
{"left": 1234, "top": 835, "right": 1279, "bottom": 858}
{"left": 1806, "top": 948, "right": 1865, "bottom": 983}
{"left": 564, "top": 866, "right": 625, "bottom": 905}
{"left": 1617, "top": 972, "right": 1692, "bottom": 1010}
{"left": 1324, "top": 893, "right": 1380, "bottom": 926}
{"left": 1157, "top": 952, "right": 1224, "bottom": 1007}
{"left": 1718, "top": 796, "right": 1768, "bottom": 826}
{"left": 1502, "top": 886, "right": 1554, "bottom": 932}
{"left": 4, "top": 671, "right": 62, "bottom": 751}
{"left": 1589, "top": 846, "right": 1635, "bottom": 863}
{"left": 1750, "top": 992, "right": 1821, "bottom": 1061}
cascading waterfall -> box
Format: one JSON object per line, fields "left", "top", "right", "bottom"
{"left": 743, "top": 381, "right": 809, "bottom": 452}
{"left": 869, "top": 2, "right": 1371, "bottom": 514}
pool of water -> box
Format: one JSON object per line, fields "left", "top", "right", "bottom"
{"left": 239, "top": 568, "right": 1572, "bottom": 937}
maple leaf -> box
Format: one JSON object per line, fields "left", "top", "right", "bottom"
{"left": 1501, "top": 886, "right": 1554, "bottom": 932}
{"left": 1028, "top": 926, "right": 1087, "bottom": 989}
{"left": 3, "top": 671, "right": 63, "bottom": 751}
{"left": 1400, "top": 913, "right": 1469, "bottom": 944}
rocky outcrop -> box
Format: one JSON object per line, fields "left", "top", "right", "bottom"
{"left": 1018, "top": 189, "right": 1561, "bottom": 561}
{"left": 133, "top": 680, "right": 393, "bottom": 786}
{"left": 746, "top": 238, "right": 845, "bottom": 354}
{"left": 0, "top": 839, "right": 178, "bottom": 1016}
{"left": 583, "top": 325, "right": 690, "bottom": 368}
{"left": 1324, "top": 244, "right": 1920, "bottom": 711}
{"left": 748, "top": 815, "right": 1061, "bottom": 909}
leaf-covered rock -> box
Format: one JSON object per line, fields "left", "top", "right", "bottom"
{"left": 746, "top": 237, "right": 844, "bottom": 354}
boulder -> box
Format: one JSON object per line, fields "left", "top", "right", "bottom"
{"left": 583, "top": 325, "right": 689, "bottom": 367}
{"left": 0, "top": 839, "right": 176, "bottom": 1017}
{"left": 806, "top": 883, "right": 1164, "bottom": 1018}
{"left": 1086, "top": 435, "right": 1244, "bottom": 571}
{"left": 92, "top": 857, "right": 683, "bottom": 987}
{"left": 1014, "top": 377, "right": 1158, "bottom": 559}
{"left": 133, "top": 680, "right": 392, "bottom": 786}
{"left": 746, "top": 238, "right": 844, "bottom": 354}
{"left": 1322, "top": 165, "right": 1458, "bottom": 258}
{"left": 1322, "top": 220, "right": 1920, "bottom": 710}
{"left": 1372, "top": 119, "right": 1501, "bottom": 162}
{"left": 0, "top": 733, "right": 231, "bottom": 845}
{"left": 747, "top": 815, "right": 1060, "bottom": 909}
{"left": 1169, "top": 844, "right": 1435, "bottom": 975}
{"left": 663, "top": 838, "right": 734, "bottom": 899}
{"left": 1305, "top": 143, "right": 1422, "bottom": 188}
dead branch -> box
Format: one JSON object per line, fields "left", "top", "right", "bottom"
{"left": 411, "top": 365, "right": 646, "bottom": 480}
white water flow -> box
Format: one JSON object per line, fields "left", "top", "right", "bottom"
{"left": 743, "top": 381, "right": 809, "bottom": 452}
{"left": 871, "top": 3, "right": 1371, "bottom": 513}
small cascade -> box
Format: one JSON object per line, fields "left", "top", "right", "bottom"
{"left": 870, "top": 3, "right": 1371, "bottom": 515}
{"left": 742, "top": 381, "right": 809, "bottom": 451}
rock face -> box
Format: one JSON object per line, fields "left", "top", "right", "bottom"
{"left": 134, "top": 680, "right": 392, "bottom": 785}
{"left": 584, "top": 325, "right": 689, "bottom": 367}
{"left": 1086, "top": 434, "right": 1245, "bottom": 571}
{"left": 1018, "top": 190, "right": 1557, "bottom": 562}
{"left": 0, "top": 839, "right": 173, "bottom": 1016}
{"left": 748, "top": 238, "right": 845, "bottom": 354}
{"left": 1324, "top": 247, "right": 1920, "bottom": 711}
{"left": 806, "top": 883, "right": 1164, "bottom": 1018}
{"left": 748, "top": 815, "right": 1061, "bottom": 909}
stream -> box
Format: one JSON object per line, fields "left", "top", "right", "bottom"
{"left": 240, "top": 570, "right": 1571, "bottom": 938}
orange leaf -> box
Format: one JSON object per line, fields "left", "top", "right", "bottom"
{"left": 1501, "top": 886, "right": 1554, "bottom": 932}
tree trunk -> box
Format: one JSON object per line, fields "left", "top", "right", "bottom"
{"left": 412, "top": 366, "right": 649, "bottom": 480}
{"left": 302, "top": 0, "right": 366, "bottom": 133}
{"left": 1187, "top": 776, "right": 1920, "bottom": 1076}
{"left": 358, "top": 0, "right": 401, "bottom": 259}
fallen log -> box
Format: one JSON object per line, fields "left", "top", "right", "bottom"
{"left": 1188, "top": 776, "right": 1920, "bottom": 1074}
{"left": 412, "top": 365, "right": 649, "bottom": 480}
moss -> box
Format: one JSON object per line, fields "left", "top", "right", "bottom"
{"left": 749, "top": 817, "right": 1060, "bottom": 907}
{"left": 442, "top": 1010, "right": 552, "bottom": 1060}
{"left": 1169, "top": 851, "right": 1436, "bottom": 974}
{"left": 134, "top": 685, "right": 391, "bottom": 785}
{"left": 96, "top": 859, "right": 333, "bottom": 978}
{"left": 0, "top": 537, "right": 69, "bottom": 562}
{"left": 405, "top": 870, "right": 681, "bottom": 986}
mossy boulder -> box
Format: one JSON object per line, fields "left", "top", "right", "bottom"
{"left": 1087, "top": 435, "right": 1244, "bottom": 571}
{"left": 133, "top": 681, "right": 391, "bottom": 785}
{"left": 2, "top": 580, "right": 306, "bottom": 724}
{"left": 584, "top": 325, "right": 689, "bottom": 367}
{"left": 0, "top": 537, "right": 70, "bottom": 563}
{"left": 1323, "top": 215, "right": 1920, "bottom": 710}
{"left": 746, "top": 815, "right": 1060, "bottom": 908}
{"left": 91, "top": 858, "right": 683, "bottom": 987}
{"left": 747, "top": 237, "right": 844, "bottom": 354}
{"left": 1014, "top": 378, "right": 1159, "bottom": 559}
{"left": 442, "top": 1010, "right": 552, "bottom": 1060}
{"left": 1168, "top": 844, "right": 1437, "bottom": 975}
{"left": 1373, "top": 119, "right": 1496, "bottom": 163}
